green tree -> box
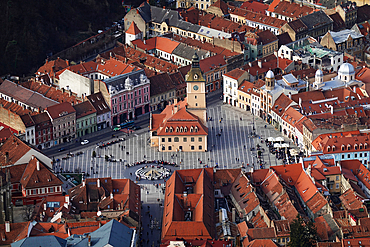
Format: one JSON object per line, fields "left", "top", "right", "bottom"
{"left": 289, "top": 214, "right": 317, "bottom": 247}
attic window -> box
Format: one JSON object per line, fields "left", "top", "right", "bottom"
{"left": 176, "top": 127, "right": 179, "bottom": 132}
{"left": 347, "top": 144, "right": 351, "bottom": 150}
{"left": 165, "top": 127, "right": 169, "bottom": 133}
{"left": 275, "top": 105, "right": 278, "bottom": 109}
{"left": 354, "top": 144, "right": 358, "bottom": 150}
{"left": 170, "top": 127, "right": 173, "bottom": 132}
{"left": 184, "top": 127, "right": 188, "bottom": 132}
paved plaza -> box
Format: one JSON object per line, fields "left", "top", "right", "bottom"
{"left": 52, "top": 99, "right": 299, "bottom": 247}
{"left": 54, "top": 102, "right": 295, "bottom": 179}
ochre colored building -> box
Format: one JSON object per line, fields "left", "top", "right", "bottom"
{"left": 150, "top": 54, "right": 208, "bottom": 152}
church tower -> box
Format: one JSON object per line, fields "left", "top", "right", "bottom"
{"left": 186, "top": 53, "right": 207, "bottom": 126}
{"left": 265, "top": 70, "right": 275, "bottom": 91}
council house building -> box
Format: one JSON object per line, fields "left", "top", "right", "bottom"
{"left": 150, "top": 53, "right": 208, "bottom": 152}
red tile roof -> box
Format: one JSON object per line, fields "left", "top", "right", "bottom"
{"left": 340, "top": 188, "right": 367, "bottom": 211}
{"left": 0, "top": 222, "right": 29, "bottom": 245}
{"left": 126, "top": 21, "right": 141, "bottom": 35}
{"left": 230, "top": 7, "right": 287, "bottom": 28}
{"left": 224, "top": 68, "right": 247, "bottom": 80}
{"left": 87, "top": 92, "right": 110, "bottom": 115}
{"left": 241, "top": 1, "right": 269, "bottom": 14}
{"left": 132, "top": 37, "right": 180, "bottom": 54}
{"left": 268, "top": 0, "right": 314, "bottom": 19}
{"left": 246, "top": 239, "right": 278, "bottom": 247}
{"left": 248, "top": 227, "right": 276, "bottom": 240}
{"left": 273, "top": 219, "right": 290, "bottom": 237}
{"left": 46, "top": 102, "right": 76, "bottom": 120}
{"left": 341, "top": 160, "right": 370, "bottom": 193}
{"left": 20, "top": 157, "right": 63, "bottom": 189}
{"left": 36, "top": 58, "right": 69, "bottom": 76}
{"left": 73, "top": 100, "right": 97, "bottom": 119}
{"left": 0, "top": 135, "right": 31, "bottom": 167}
{"left": 162, "top": 168, "right": 216, "bottom": 241}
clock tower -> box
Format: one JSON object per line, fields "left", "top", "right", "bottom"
{"left": 186, "top": 53, "right": 207, "bottom": 126}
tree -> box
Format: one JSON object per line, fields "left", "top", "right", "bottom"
{"left": 22, "top": 205, "right": 35, "bottom": 221}
{"left": 289, "top": 214, "right": 317, "bottom": 247}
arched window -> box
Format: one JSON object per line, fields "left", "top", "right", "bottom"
{"left": 190, "top": 127, "right": 194, "bottom": 132}
{"left": 165, "top": 127, "right": 169, "bottom": 133}
{"left": 176, "top": 127, "right": 179, "bottom": 132}
{"left": 332, "top": 146, "right": 336, "bottom": 151}
{"left": 195, "top": 127, "right": 198, "bottom": 132}
{"left": 354, "top": 144, "right": 358, "bottom": 150}
{"left": 341, "top": 145, "right": 345, "bottom": 151}
{"left": 347, "top": 144, "right": 351, "bottom": 150}
{"left": 180, "top": 127, "right": 183, "bottom": 133}
{"left": 360, "top": 144, "right": 363, "bottom": 149}
{"left": 170, "top": 127, "right": 173, "bottom": 132}
{"left": 365, "top": 143, "right": 368, "bottom": 149}
{"left": 327, "top": 146, "right": 331, "bottom": 152}
{"left": 174, "top": 137, "right": 179, "bottom": 142}
{"left": 184, "top": 127, "right": 188, "bottom": 132}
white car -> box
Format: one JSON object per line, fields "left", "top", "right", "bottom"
{"left": 81, "top": 140, "right": 89, "bottom": 145}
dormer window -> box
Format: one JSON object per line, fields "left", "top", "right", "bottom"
{"left": 347, "top": 144, "right": 351, "bottom": 150}
{"left": 341, "top": 145, "right": 345, "bottom": 151}
{"left": 176, "top": 127, "right": 179, "bottom": 132}
{"left": 354, "top": 144, "right": 358, "bottom": 150}
{"left": 195, "top": 127, "right": 198, "bottom": 132}
{"left": 365, "top": 143, "right": 368, "bottom": 149}
{"left": 165, "top": 127, "right": 169, "bottom": 133}
{"left": 360, "top": 144, "right": 363, "bottom": 149}
{"left": 170, "top": 127, "right": 173, "bottom": 132}
{"left": 184, "top": 127, "right": 188, "bottom": 132}
{"left": 332, "top": 146, "right": 336, "bottom": 151}
{"left": 190, "top": 127, "right": 194, "bottom": 132}
{"left": 180, "top": 127, "right": 183, "bottom": 132}
{"left": 327, "top": 146, "right": 331, "bottom": 152}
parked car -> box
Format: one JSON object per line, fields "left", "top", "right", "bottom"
{"left": 81, "top": 140, "right": 89, "bottom": 145}
{"left": 58, "top": 147, "right": 66, "bottom": 152}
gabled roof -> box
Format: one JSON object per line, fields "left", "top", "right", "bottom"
{"left": 46, "top": 102, "right": 76, "bottom": 120}
{"left": 36, "top": 57, "right": 69, "bottom": 76}
{"left": 224, "top": 68, "right": 247, "bottom": 80}
{"left": 241, "top": 1, "right": 268, "bottom": 14}
{"left": 126, "top": 21, "right": 141, "bottom": 35}
{"left": 340, "top": 188, "right": 367, "bottom": 211}
{"left": 230, "top": 7, "right": 287, "bottom": 28}
{"left": 210, "top": 0, "right": 229, "bottom": 15}
{"left": 20, "top": 79, "right": 82, "bottom": 105}
{"left": 299, "top": 11, "right": 333, "bottom": 31}
{"left": 73, "top": 100, "right": 97, "bottom": 119}
{"left": 87, "top": 92, "right": 110, "bottom": 115}
{"left": 0, "top": 80, "right": 58, "bottom": 110}
{"left": 149, "top": 72, "right": 177, "bottom": 97}
{"left": 272, "top": 94, "right": 294, "bottom": 117}
{"left": 0, "top": 222, "right": 29, "bottom": 245}
{"left": 329, "top": 13, "right": 345, "bottom": 32}
{"left": 0, "top": 135, "right": 31, "bottom": 167}
{"left": 20, "top": 157, "right": 63, "bottom": 189}
{"left": 268, "top": 0, "right": 313, "bottom": 19}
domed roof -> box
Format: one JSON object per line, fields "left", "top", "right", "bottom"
{"left": 315, "top": 69, "right": 323, "bottom": 77}
{"left": 266, "top": 70, "right": 274, "bottom": 79}
{"left": 338, "top": 63, "right": 355, "bottom": 75}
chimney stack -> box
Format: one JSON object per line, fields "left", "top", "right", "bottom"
{"left": 82, "top": 180, "right": 85, "bottom": 187}
{"left": 97, "top": 179, "right": 100, "bottom": 188}
{"left": 110, "top": 193, "right": 113, "bottom": 199}
{"left": 5, "top": 222, "right": 10, "bottom": 233}
{"left": 36, "top": 160, "right": 40, "bottom": 171}
{"left": 88, "top": 235, "right": 91, "bottom": 246}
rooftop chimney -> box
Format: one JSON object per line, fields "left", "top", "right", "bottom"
{"left": 97, "top": 179, "right": 100, "bottom": 188}
{"left": 110, "top": 193, "right": 113, "bottom": 199}
{"left": 82, "top": 180, "right": 85, "bottom": 187}
{"left": 5, "top": 222, "right": 10, "bottom": 233}
{"left": 36, "top": 160, "right": 40, "bottom": 171}
{"left": 88, "top": 235, "right": 91, "bottom": 246}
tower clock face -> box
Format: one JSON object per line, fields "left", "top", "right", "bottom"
{"left": 193, "top": 85, "right": 199, "bottom": 91}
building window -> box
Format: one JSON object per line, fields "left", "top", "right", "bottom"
{"left": 162, "top": 138, "right": 165, "bottom": 142}
{"left": 191, "top": 146, "right": 195, "bottom": 150}
{"left": 168, "top": 146, "right": 172, "bottom": 150}
{"left": 191, "top": 137, "right": 195, "bottom": 142}
{"left": 168, "top": 138, "right": 172, "bottom": 142}
{"left": 347, "top": 154, "right": 350, "bottom": 158}
{"left": 174, "top": 137, "right": 179, "bottom": 142}
{"left": 199, "top": 145, "right": 202, "bottom": 150}
{"left": 183, "top": 137, "right": 187, "bottom": 142}
{"left": 336, "top": 176, "right": 339, "bottom": 181}
{"left": 198, "top": 137, "right": 202, "bottom": 142}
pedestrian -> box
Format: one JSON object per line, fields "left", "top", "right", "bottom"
{"left": 244, "top": 145, "right": 246, "bottom": 149}
{"left": 212, "top": 126, "right": 214, "bottom": 130}
{"left": 219, "top": 119, "right": 221, "bottom": 123}
{"left": 221, "top": 128, "right": 223, "bottom": 132}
